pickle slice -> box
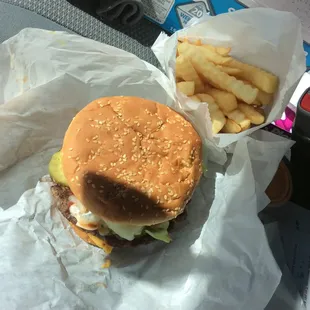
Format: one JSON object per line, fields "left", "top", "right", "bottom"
{"left": 48, "top": 151, "right": 68, "bottom": 186}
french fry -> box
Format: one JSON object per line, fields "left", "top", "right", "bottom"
{"left": 178, "top": 37, "right": 202, "bottom": 45}
{"left": 175, "top": 55, "right": 204, "bottom": 93}
{"left": 190, "top": 39, "right": 202, "bottom": 46}
{"left": 207, "top": 88, "right": 238, "bottom": 113}
{"left": 210, "top": 108, "right": 226, "bottom": 134}
{"left": 224, "top": 109, "right": 251, "bottom": 130}
{"left": 221, "top": 118, "right": 241, "bottom": 133}
{"left": 257, "top": 89, "right": 273, "bottom": 105}
{"left": 177, "top": 81, "right": 195, "bottom": 96}
{"left": 224, "top": 58, "right": 279, "bottom": 94}
{"left": 196, "top": 93, "right": 215, "bottom": 104}
{"left": 178, "top": 38, "right": 231, "bottom": 56}
{"left": 189, "top": 95, "right": 201, "bottom": 102}
{"left": 238, "top": 103, "right": 265, "bottom": 125}
{"left": 184, "top": 50, "right": 258, "bottom": 104}
{"left": 201, "top": 43, "right": 231, "bottom": 56}
{"left": 178, "top": 42, "right": 231, "bottom": 65}
{"left": 192, "top": 92, "right": 225, "bottom": 133}
{"left": 216, "top": 65, "right": 242, "bottom": 76}
{"left": 241, "top": 79, "right": 273, "bottom": 105}
{"left": 215, "top": 46, "right": 231, "bottom": 56}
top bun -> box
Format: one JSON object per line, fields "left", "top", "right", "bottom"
{"left": 62, "top": 96, "right": 202, "bottom": 225}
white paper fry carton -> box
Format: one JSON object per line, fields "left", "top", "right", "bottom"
{"left": 152, "top": 8, "right": 306, "bottom": 152}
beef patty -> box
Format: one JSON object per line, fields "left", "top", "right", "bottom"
{"left": 50, "top": 183, "right": 187, "bottom": 248}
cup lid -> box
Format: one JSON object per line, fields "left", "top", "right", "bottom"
{"left": 266, "top": 161, "right": 292, "bottom": 207}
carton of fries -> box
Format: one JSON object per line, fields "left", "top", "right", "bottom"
{"left": 152, "top": 8, "right": 306, "bottom": 149}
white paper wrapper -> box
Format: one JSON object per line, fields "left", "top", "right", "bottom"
{"left": 152, "top": 8, "right": 306, "bottom": 149}
{"left": 0, "top": 28, "right": 294, "bottom": 309}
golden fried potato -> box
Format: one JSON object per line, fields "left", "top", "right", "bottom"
{"left": 177, "top": 81, "right": 195, "bottom": 96}
{"left": 196, "top": 93, "right": 216, "bottom": 104}
{"left": 221, "top": 118, "right": 241, "bottom": 133}
{"left": 224, "top": 58, "right": 279, "bottom": 94}
{"left": 176, "top": 55, "right": 204, "bottom": 93}
{"left": 225, "top": 109, "right": 251, "bottom": 130}
{"left": 178, "top": 37, "right": 202, "bottom": 45}
{"left": 178, "top": 38, "right": 231, "bottom": 56}
{"left": 202, "top": 44, "right": 231, "bottom": 56}
{"left": 210, "top": 108, "right": 226, "bottom": 134}
{"left": 240, "top": 79, "right": 273, "bottom": 105}
{"left": 216, "top": 65, "right": 241, "bottom": 76}
{"left": 238, "top": 103, "right": 265, "bottom": 125}
{"left": 190, "top": 92, "right": 226, "bottom": 134}
{"left": 257, "top": 89, "right": 273, "bottom": 105}
{"left": 178, "top": 42, "right": 231, "bottom": 65}
{"left": 215, "top": 46, "right": 231, "bottom": 56}
{"left": 207, "top": 88, "right": 238, "bottom": 113}
{"left": 189, "top": 95, "right": 201, "bottom": 102}
{"left": 183, "top": 50, "right": 258, "bottom": 104}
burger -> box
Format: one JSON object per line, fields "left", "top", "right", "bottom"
{"left": 49, "top": 96, "right": 202, "bottom": 252}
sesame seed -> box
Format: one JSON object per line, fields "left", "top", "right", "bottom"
{"left": 75, "top": 176, "right": 79, "bottom": 180}
{"left": 86, "top": 138, "right": 90, "bottom": 142}
{"left": 92, "top": 184, "right": 96, "bottom": 189}
{"left": 69, "top": 148, "right": 73, "bottom": 151}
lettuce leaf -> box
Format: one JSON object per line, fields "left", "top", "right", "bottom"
{"left": 145, "top": 222, "right": 171, "bottom": 243}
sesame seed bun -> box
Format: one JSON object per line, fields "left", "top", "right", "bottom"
{"left": 62, "top": 96, "right": 202, "bottom": 225}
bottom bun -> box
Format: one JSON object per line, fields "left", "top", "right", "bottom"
{"left": 50, "top": 183, "right": 187, "bottom": 250}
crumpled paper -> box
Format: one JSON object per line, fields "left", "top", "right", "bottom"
{"left": 152, "top": 8, "right": 306, "bottom": 150}
{"left": 0, "top": 28, "right": 294, "bottom": 309}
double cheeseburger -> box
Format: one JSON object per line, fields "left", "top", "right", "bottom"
{"left": 49, "top": 96, "right": 202, "bottom": 252}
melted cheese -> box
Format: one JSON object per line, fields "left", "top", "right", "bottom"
{"left": 68, "top": 195, "right": 143, "bottom": 241}
{"left": 104, "top": 220, "right": 143, "bottom": 241}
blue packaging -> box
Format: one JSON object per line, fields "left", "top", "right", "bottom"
{"left": 143, "top": 0, "right": 310, "bottom": 68}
